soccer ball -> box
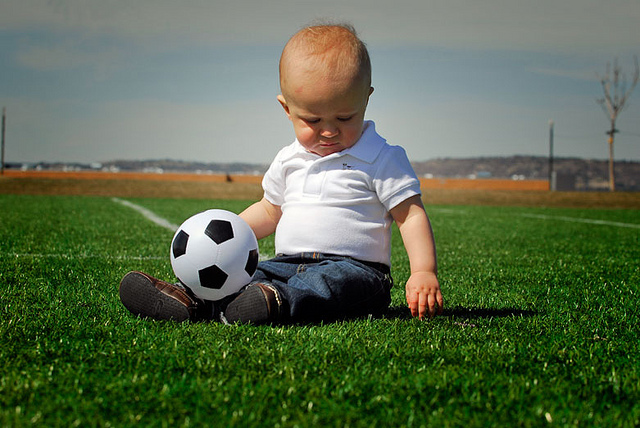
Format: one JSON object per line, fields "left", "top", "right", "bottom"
{"left": 170, "top": 209, "right": 259, "bottom": 301}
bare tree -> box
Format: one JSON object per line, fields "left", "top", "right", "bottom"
{"left": 596, "top": 56, "right": 639, "bottom": 191}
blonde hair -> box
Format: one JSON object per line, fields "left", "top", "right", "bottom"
{"left": 279, "top": 23, "right": 372, "bottom": 92}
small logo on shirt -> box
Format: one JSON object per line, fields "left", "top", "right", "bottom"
{"left": 342, "top": 163, "right": 353, "bottom": 170}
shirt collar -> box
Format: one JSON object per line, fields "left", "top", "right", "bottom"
{"left": 341, "top": 121, "right": 385, "bottom": 164}
{"left": 288, "top": 120, "right": 385, "bottom": 164}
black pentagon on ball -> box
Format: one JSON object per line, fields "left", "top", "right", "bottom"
{"left": 172, "top": 230, "right": 189, "bottom": 258}
{"left": 245, "top": 248, "right": 258, "bottom": 276}
{"left": 198, "top": 264, "right": 228, "bottom": 289}
{"left": 204, "top": 219, "right": 234, "bottom": 244}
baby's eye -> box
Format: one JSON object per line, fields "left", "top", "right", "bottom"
{"left": 337, "top": 116, "right": 353, "bottom": 122}
{"left": 303, "top": 118, "right": 321, "bottom": 124}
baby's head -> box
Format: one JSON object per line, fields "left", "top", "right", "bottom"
{"left": 277, "top": 24, "right": 374, "bottom": 156}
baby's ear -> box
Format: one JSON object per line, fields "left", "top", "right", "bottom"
{"left": 277, "top": 94, "right": 291, "bottom": 119}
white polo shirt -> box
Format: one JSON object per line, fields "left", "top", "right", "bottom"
{"left": 262, "top": 121, "right": 421, "bottom": 266}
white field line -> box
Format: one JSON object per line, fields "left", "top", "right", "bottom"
{"left": 2, "top": 199, "right": 174, "bottom": 262}
{"left": 428, "top": 208, "right": 638, "bottom": 229}
{"left": 111, "top": 198, "right": 273, "bottom": 261}
{"left": 3, "top": 200, "right": 278, "bottom": 262}
{"left": 428, "top": 208, "right": 468, "bottom": 215}
{"left": 112, "top": 197, "right": 178, "bottom": 231}
{"left": 4, "top": 253, "right": 165, "bottom": 261}
{"left": 5, "top": 251, "right": 273, "bottom": 262}
{"left": 113, "top": 196, "right": 639, "bottom": 233}
{"left": 520, "top": 213, "right": 640, "bottom": 229}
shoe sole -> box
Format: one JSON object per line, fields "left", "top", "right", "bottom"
{"left": 119, "top": 272, "right": 190, "bottom": 322}
{"left": 223, "top": 283, "right": 279, "bottom": 325}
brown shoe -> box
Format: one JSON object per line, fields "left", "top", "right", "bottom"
{"left": 222, "top": 283, "right": 283, "bottom": 325}
{"left": 119, "top": 271, "right": 204, "bottom": 322}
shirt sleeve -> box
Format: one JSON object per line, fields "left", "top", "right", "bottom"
{"left": 373, "top": 145, "right": 422, "bottom": 211}
{"left": 261, "top": 150, "right": 286, "bottom": 207}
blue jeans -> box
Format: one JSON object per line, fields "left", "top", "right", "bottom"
{"left": 251, "top": 253, "right": 393, "bottom": 323}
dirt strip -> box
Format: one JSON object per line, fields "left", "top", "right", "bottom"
{"left": 1, "top": 171, "right": 639, "bottom": 209}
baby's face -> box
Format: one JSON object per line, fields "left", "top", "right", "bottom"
{"left": 278, "top": 71, "right": 373, "bottom": 157}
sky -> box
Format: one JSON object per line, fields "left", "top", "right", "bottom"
{"left": 1, "top": 0, "right": 639, "bottom": 165}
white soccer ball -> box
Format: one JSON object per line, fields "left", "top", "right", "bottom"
{"left": 170, "top": 209, "right": 259, "bottom": 301}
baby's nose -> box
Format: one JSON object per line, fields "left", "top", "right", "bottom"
{"left": 320, "top": 125, "right": 339, "bottom": 138}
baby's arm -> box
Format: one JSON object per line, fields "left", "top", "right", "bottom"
{"left": 390, "top": 195, "right": 443, "bottom": 319}
{"left": 239, "top": 197, "right": 282, "bottom": 240}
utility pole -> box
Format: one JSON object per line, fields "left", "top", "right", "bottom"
{"left": 1, "top": 107, "right": 5, "bottom": 176}
{"left": 548, "top": 120, "right": 555, "bottom": 191}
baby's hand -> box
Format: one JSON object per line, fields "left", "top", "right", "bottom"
{"left": 405, "top": 271, "right": 443, "bottom": 319}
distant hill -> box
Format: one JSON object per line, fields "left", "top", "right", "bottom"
{"left": 108, "top": 156, "right": 635, "bottom": 191}
{"left": 410, "top": 156, "right": 639, "bottom": 191}
{"left": 8, "top": 156, "right": 639, "bottom": 191}
{"left": 102, "top": 159, "right": 269, "bottom": 176}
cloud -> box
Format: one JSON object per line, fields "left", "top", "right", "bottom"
{"left": 4, "top": 97, "right": 291, "bottom": 163}
{"left": 529, "top": 66, "right": 601, "bottom": 82}
{"left": 15, "top": 41, "right": 123, "bottom": 76}
{"left": 1, "top": 0, "right": 299, "bottom": 46}
{"left": 2, "top": 0, "right": 639, "bottom": 54}
{"left": 2, "top": 0, "right": 639, "bottom": 163}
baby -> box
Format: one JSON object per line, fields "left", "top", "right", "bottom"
{"left": 119, "top": 23, "right": 443, "bottom": 324}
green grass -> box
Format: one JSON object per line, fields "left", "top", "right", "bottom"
{"left": 1, "top": 194, "right": 639, "bottom": 427}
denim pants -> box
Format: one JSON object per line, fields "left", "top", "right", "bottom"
{"left": 251, "top": 253, "right": 393, "bottom": 323}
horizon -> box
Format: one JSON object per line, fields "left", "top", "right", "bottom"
{"left": 1, "top": 0, "right": 639, "bottom": 164}
{"left": 6, "top": 153, "right": 639, "bottom": 167}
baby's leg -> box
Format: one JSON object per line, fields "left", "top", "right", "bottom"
{"left": 278, "top": 257, "right": 392, "bottom": 322}
{"left": 223, "top": 255, "right": 392, "bottom": 324}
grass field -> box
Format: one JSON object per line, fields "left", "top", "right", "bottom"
{"left": 1, "top": 185, "right": 639, "bottom": 427}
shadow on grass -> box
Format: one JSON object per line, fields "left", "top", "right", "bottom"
{"left": 383, "top": 305, "right": 538, "bottom": 320}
